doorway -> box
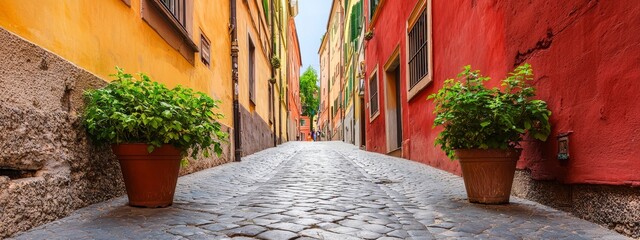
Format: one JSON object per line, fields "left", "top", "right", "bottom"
{"left": 385, "top": 56, "right": 402, "bottom": 153}
{"left": 359, "top": 96, "right": 366, "bottom": 148}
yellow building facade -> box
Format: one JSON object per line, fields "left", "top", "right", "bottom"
{"left": 326, "top": 0, "right": 344, "bottom": 141}
{"left": 0, "top": 0, "right": 300, "bottom": 237}
{"left": 236, "top": 0, "right": 280, "bottom": 154}
{"left": 342, "top": 0, "right": 365, "bottom": 147}
{"left": 318, "top": 36, "right": 331, "bottom": 139}
{"left": 0, "top": 0, "right": 233, "bottom": 125}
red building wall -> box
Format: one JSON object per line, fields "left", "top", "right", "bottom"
{"left": 365, "top": 0, "right": 640, "bottom": 185}
{"left": 300, "top": 116, "right": 311, "bottom": 141}
{"left": 288, "top": 18, "right": 302, "bottom": 140}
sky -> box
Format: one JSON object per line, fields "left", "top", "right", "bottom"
{"left": 295, "top": 0, "right": 332, "bottom": 75}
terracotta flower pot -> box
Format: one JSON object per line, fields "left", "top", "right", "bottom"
{"left": 455, "top": 148, "right": 521, "bottom": 204}
{"left": 112, "top": 144, "right": 182, "bottom": 208}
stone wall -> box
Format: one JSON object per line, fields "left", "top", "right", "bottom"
{"left": 513, "top": 170, "right": 640, "bottom": 238}
{"left": 240, "top": 105, "right": 274, "bottom": 156}
{"left": 0, "top": 28, "right": 231, "bottom": 238}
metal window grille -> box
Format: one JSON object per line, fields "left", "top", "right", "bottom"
{"left": 369, "top": 73, "right": 379, "bottom": 115}
{"left": 160, "top": 0, "right": 187, "bottom": 28}
{"left": 408, "top": 8, "right": 429, "bottom": 89}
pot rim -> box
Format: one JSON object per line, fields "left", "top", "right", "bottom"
{"left": 454, "top": 148, "right": 522, "bottom": 159}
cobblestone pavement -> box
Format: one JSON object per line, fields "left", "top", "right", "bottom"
{"left": 12, "top": 142, "right": 628, "bottom": 240}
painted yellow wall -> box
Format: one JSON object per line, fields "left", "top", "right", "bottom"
{"left": 343, "top": 0, "right": 360, "bottom": 111}
{"left": 318, "top": 36, "right": 330, "bottom": 132}
{"left": 328, "top": 0, "right": 343, "bottom": 134}
{"left": 274, "top": 0, "right": 290, "bottom": 142}
{"left": 0, "top": 0, "right": 233, "bottom": 126}
{"left": 237, "top": 0, "right": 272, "bottom": 124}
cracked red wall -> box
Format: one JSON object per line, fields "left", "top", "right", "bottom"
{"left": 365, "top": 0, "right": 640, "bottom": 185}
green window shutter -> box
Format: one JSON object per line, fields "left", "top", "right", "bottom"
{"left": 350, "top": 1, "right": 363, "bottom": 48}
{"left": 263, "top": 0, "right": 269, "bottom": 20}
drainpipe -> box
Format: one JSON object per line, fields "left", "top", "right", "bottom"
{"left": 230, "top": 0, "right": 241, "bottom": 161}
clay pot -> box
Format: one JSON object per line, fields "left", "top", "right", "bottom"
{"left": 455, "top": 148, "right": 521, "bottom": 204}
{"left": 112, "top": 144, "right": 182, "bottom": 208}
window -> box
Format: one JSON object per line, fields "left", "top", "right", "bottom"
{"left": 200, "top": 34, "right": 210, "bottom": 66}
{"left": 160, "top": 0, "right": 187, "bottom": 28}
{"left": 369, "top": 71, "right": 379, "bottom": 118}
{"left": 249, "top": 37, "right": 256, "bottom": 104}
{"left": 349, "top": 1, "right": 363, "bottom": 48}
{"left": 141, "top": 0, "right": 197, "bottom": 63}
{"left": 300, "top": 119, "right": 306, "bottom": 126}
{"left": 408, "top": 8, "right": 428, "bottom": 89}
{"left": 269, "top": 87, "right": 274, "bottom": 123}
{"left": 406, "top": 0, "right": 432, "bottom": 100}
{"left": 370, "top": 0, "right": 380, "bottom": 20}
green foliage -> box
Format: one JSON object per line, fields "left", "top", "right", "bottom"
{"left": 271, "top": 56, "right": 281, "bottom": 69}
{"left": 427, "top": 64, "right": 551, "bottom": 160}
{"left": 83, "top": 67, "right": 228, "bottom": 159}
{"left": 300, "top": 66, "right": 320, "bottom": 118}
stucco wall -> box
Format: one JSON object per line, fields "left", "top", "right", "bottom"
{"left": 0, "top": 27, "right": 233, "bottom": 238}
{"left": 300, "top": 116, "right": 311, "bottom": 141}
{"left": 0, "top": 0, "right": 234, "bottom": 128}
{"left": 366, "top": 0, "right": 640, "bottom": 189}
{"left": 287, "top": 18, "right": 302, "bottom": 142}
{"left": 237, "top": 0, "right": 272, "bottom": 126}
{"left": 318, "top": 37, "right": 330, "bottom": 137}
{"left": 364, "top": 0, "right": 640, "bottom": 237}
{"left": 0, "top": 28, "right": 124, "bottom": 238}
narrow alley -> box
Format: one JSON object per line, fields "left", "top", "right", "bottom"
{"left": 12, "top": 142, "right": 626, "bottom": 240}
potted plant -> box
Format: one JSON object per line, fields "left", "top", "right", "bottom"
{"left": 271, "top": 56, "right": 281, "bottom": 69}
{"left": 364, "top": 28, "right": 375, "bottom": 41}
{"left": 428, "top": 64, "right": 551, "bottom": 204}
{"left": 83, "top": 67, "right": 228, "bottom": 208}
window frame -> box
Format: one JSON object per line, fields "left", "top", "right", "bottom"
{"left": 405, "top": 0, "right": 433, "bottom": 101}
{"left": 200, "top": 33, "right": 211, "bottom": 67}
{"left": 141, "top": 0, "right": 198, "bottom": 63}
{"left": 368, "top": 0, "right": 386, "bottom": 27}
{"left": 368, "top": 66, "right": 380, "bottom": 122}
{"left": 248, "top": 36, "right": 257, "bottom": 105}
{"left": 159, "top": 0, "right": 187, "bottom": 29}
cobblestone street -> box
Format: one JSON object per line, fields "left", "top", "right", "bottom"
{"left": 12, "top": 142, "right": 628, "bottom": 240}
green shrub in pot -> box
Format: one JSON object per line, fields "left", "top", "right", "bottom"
{"left": 428, "top": 64, "right": 552, "bottom": 159}
{"left": 82, "top": 67, "right": 228, "bottom": 161}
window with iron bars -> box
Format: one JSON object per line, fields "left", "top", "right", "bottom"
{"left": 369, "top": 72, "right": 379, "bottom": 116}
{"left": 408, "top": 7, "right": 429, "bottom": 89}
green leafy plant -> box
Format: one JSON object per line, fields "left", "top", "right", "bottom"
{"left": 364, "top": 29, "right": 374, "bottom": 40}
{"left": 427, "top": 64, "right": 551, "bottom": 159}
{"left": 300, "top": 66, "right": 320, "bottom": 133}
{"left": 271, "top": 56, "right": 281, "bottom": 69}
{"left": 83, "top": 67, "right": 228, "bottom": 159}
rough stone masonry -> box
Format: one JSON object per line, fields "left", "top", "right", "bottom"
{"left": 0, "top": 28, "right": 232, "bottom": 238}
